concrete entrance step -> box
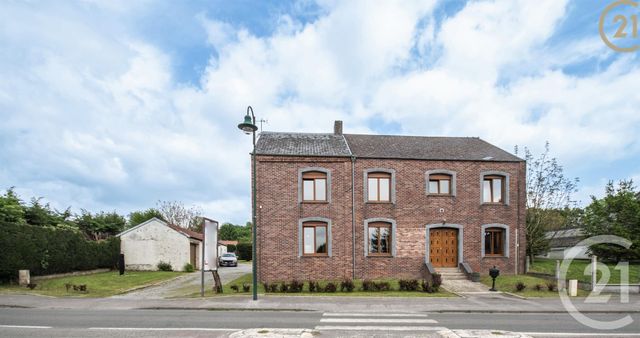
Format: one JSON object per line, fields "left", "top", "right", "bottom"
{"left": 439, "top": 274, "right": 467, "bottom": 280}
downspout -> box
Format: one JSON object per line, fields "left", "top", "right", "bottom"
{"left": 351, "top": 155, "right": 356, "bottom": 280}
{"left": 515, "top": 161, "right": 523, "bottom": 275}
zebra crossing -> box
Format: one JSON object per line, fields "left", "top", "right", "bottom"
{"left": 315, "top": 312, "right": 448, "bottom": 332}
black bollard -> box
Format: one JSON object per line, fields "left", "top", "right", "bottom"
{"left": 119, "top": 254, "right": 125, "bottom": 275}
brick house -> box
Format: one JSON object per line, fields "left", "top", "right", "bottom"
{"left": 254, "top": 121, "right": 525, "bottom": 282}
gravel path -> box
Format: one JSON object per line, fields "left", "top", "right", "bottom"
{"left": 111, "top": 263, "right": 252, "bottom": 299}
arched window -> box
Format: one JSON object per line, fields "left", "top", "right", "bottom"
{"left": 483, "top": 175, "right": 504, "bottom": 203}
{"left": 302, "top": 221, "right": 328, "bottom": 256}
{"left": 367, "top": 222, "right": 392, "bottom": 255}
{"left": 367, "top": 172, "right": 391, "bottom": 202}
{"left": 484, "top": 227, "right": 505, "bottom": 256}
{"left": 302, "top": 171, "right": 327, "bottom": 202}
{"left": 428, "top": 173, "right": 452, "bottom": 195}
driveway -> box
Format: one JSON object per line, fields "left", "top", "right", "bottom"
{"left": 112, "top": 263, "right": 252, "bottom": 299}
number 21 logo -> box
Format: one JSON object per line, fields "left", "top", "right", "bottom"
{"left": 599, "top": 0, "right": 640, "bottom": 52}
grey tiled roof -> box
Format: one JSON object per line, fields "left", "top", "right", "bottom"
{"left": 255, "top": 131, "right": 523, "bottom": 162}
{"left": 255, "top": 132, "right": 351, "bottom": 157}
{"left": 344, "top": 134, "right": 523, "bottom": 162}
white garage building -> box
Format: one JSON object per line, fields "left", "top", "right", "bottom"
{"left": 117, "top": 218, "right": 203, "bottom": 271}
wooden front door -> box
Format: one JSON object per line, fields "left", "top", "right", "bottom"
{"left": 190, "top": 243, "right": 197, "bottom": 267}
{"left": 429, "top": 228, "right": 458, "bottom": 268}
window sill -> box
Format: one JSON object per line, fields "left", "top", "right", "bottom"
{"left": 301, "top": 254, "right": 330, "bottom": 258}
{"left": 366, "top": 254, "right": 393, "bottom": 258}
{"left": 300, "top": 201, "right": 329, "bottom": 204}
{"left": 481, "top": 202, "right": 508, "bottom": 206}
{"left": 365, "top": 201, "right": 394, "bottom": 205}
{"left": 482, "top": 255, "right": 507, "bottom": 259}
{"left": 426, "top": 194, "right": 455, "bottom": 197}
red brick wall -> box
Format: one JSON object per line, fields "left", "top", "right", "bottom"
{"left": 255, "top": 155, "right": 526, "bottom": 282}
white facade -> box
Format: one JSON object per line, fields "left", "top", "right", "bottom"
{"left": 117, "top": 218, "right": 202, "bottom": 271}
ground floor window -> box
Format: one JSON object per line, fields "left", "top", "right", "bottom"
{"left": 484, "top": 227, "right": 504, "bottom": 256}
{"left": 303, "top": 222, "right": 327, "bottom": 255}
{"left": 368, "top": 222, "right": 391, "bottom": 255}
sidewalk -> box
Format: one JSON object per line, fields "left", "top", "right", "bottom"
{"left": 1, "top": 293, "right": 639, "bottom": 313}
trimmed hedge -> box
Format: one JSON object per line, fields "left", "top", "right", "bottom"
{"left": 236, "top": 242, "right": 252, "bottom": 261}
{"left": 0, "top": 223, "right": 120, "bottom": 282}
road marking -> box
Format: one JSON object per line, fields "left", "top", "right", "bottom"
{"left": 89, "top": 327, "right": 239, "bottom": 331}
{"left": 0, "top": 325, "right": 51, "bottom": 329}
{"left": 321, "top": 318, "right": 437, "bottom": 324}
{"left": 316, "top": 325, "right": 448, "bottom": 331}
{"left": 523, "top": 333, "right": 640, "bottom": 337}
{"left": 322, "top": 313, "right": 429, "bottom": 317}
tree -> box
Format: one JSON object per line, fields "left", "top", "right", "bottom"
{"left": 582, "top": 180, "right": 640, "bottom": 262}
{"left": 128, "top": 208, "right": 164, "bottom": 228}
{"left": 0, "top": 188, "right": 26, "bottom": 227}
{"left": 75, "top": 210, "right": 126, "bottom": 240}
{"left": 24, "top": 198, "right": 72, "bottom": 228}
{"left": 219, "top": 223, "right": 239, "bottom": 240}
{"left": 519, "top": 143, "right": 579, "bottom": 262}
{"left": 156, "top": 200, "right": 202, "bottom": 231}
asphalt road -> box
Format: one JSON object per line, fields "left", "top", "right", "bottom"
{"left": 1, "top": 308, "right": 639, "bottom": 337}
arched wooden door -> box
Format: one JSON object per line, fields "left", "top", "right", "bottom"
{"left": 429, "top": 228, "right": 458, "bottom": 267}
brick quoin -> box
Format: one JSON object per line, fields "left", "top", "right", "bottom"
{"left": 254, "top": 141, "right": 526, "bottom": 283}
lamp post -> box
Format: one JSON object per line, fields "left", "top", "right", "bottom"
{"left": 237, "top": 106, "right": 259, "bottom": 301}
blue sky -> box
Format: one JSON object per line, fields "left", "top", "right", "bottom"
{"left": 1, "top": 0, "right": 639, "bottom": 224}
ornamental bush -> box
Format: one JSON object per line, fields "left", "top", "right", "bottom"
{"left": 236, "top": 242, "right": 252, "bottom": 261}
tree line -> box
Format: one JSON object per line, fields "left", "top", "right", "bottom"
{"left": 0, "top": 189, "right": 207, "bottom": 240}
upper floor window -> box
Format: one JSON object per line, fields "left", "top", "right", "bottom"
{"left": 367, "top": 222, "right": 392, "bottom": 255}
{"left": 484, "top": 227, "right": 504, "bottom": 256}
{"left": 428, "top": 174, "right": 452, "bottom": 195}
{"left": 483, "top": 175, "right": 504, "bottom": 203}
{"left": 302, "top": 171, "right": 327, "bottom": 202}
{"left": 367, "top": 172, "right": 391, "bottom": 202}
{"left": 302, "top": 221, "right": 328, "bottom": 256}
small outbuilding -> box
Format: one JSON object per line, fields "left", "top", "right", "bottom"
{"left": 117, "top": 217, "right": 203, "bottom": 271}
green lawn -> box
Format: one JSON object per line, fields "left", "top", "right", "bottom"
{"left": 480, "top": 274, "right": 589, "bottom": 297}
{"left": 0, "top": 271, "right": 185, "bottom": 297}
{"left": 530, "top": 258, "right": 640, "bottom": 284}
{"left": 191, "top": 274, "right": 454, "bottom": 297}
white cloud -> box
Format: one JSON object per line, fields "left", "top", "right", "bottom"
{"left": 1, "top": 0, "right": 638, "bottom": 223}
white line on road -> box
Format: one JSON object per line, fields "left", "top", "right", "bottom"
{"left": 316, "top": 325, "right": 448, "bottom": 331}
{"left": 0, "top": 325, "right": 51, "bottom": 329}
{"left": 523, "top": 333, "right": 640, "bottom": 337}
{"left": 322, "top": 313, "right": 429, "bottom": 317}
{"left": 321, "top": 318, "right": 437, "bottom": 324}
{"left": 89, "top": 327, "right": 239, "bottom": 331}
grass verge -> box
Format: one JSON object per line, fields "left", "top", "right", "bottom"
{"left": 480, "top": 274, "right": 589, "bottom": 297}
{"left": 0, "top": 271, "right": 186, "bottom": 297}
{"left": 529, "top": 258, "right": 639, "bottom": 284}
{"left": 190, "top": 273, "right": 454, "bottom": 297}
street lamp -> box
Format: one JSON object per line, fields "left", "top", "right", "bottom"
{"left": 237, "top": 106, "right": 258, "bottom": 301}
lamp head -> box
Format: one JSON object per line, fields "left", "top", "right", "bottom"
{"left": 238, "top": 114, "right": 258, "bottom": 134}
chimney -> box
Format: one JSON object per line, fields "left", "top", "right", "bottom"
{"left": 334, "top": 120, "right": 343, "bottom": 135}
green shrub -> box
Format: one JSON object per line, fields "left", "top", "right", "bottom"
{"left": 242, "top": 283, "right": 250, "bottom": 292}
{"left": 157, "top": 261, "right": 172, "bottom": 271}
{"left": 183, "top": 263, "right": 195, "bottom": 272}
{"left": 515, "top": 281, "right": 527, "bottom": 292}
{"left": 0, "top": 223, "right": 120, "bottom": 283}
{"left": 431, "top": 273, "right": 442, "bottom": 291}
{"left": 546, "top": 282, "right": 556, "bottom": 292}
{"left": 236, "top": 242, "right": 252, "bottom": 261}
{"left": 324, "top": 282, "right": 337, "bottom": 292}
{"left": 288, "top": 280, "right": 304, "bottom": 292}
{"left": 361, "top": 280, "right": 374, "bottom": 291}
{"left": 399, "top": 279, "right": 419, "bottom": 291}
{"left": 227, "top": 244, "right": 237, "bottom": 253}
{"left": 230, "top": 285, "right": 239, "bottom": 292}
{"left": 340, "top": 279, "right": 355, "bottom": 292}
